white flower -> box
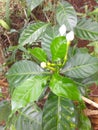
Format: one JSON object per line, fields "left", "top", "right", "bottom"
{"left": 59, "top": 24, "right": 74, "bottom": 41}
{"left": 66, "top": 31, "right": 74, "bottom": 42}
{"left": 59, "top": 24, "right": 66, "bottom": 36}
{"left": 40, "top": 62, "right": 46, "bottom": 68}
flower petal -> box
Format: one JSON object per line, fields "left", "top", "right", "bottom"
{"left": 66, "top": 31, "right": 74, "bottom": 41}
{"left": 59, "top": 24, "right": 66, "bottom": 36}
{"left": 40, "top": 62, "right": 46, "bottom": 68}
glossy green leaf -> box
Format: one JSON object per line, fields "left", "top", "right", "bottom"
{"left": 0, "top": 100, "right": 11, "bottom": 122}
{"left": 61, "top": 53, "right": 98, "bottom": 79}
{"left": 50, "top": 74, "right": 81, "bottom": 100}
{"left": 42, "top": 25, "right": 59, "bottom": 60}
{"left": 28, "top": 48, "right": 47, "bottom": 62}
{"left": 26, "top": 0, "right": 44, "bottom": 11}
{"left": 12, "top": 76, "right": 48, "bottom": 110}
{"left": 19, "top": 22, "right": 49, "bottom": 46}
{"left": 16, "top": 103, "right": 42, "bottom": 130}
{"left": 50, "top": 36, "right": 67, "bottom": 62}
{"left": 56, "top": 1, "right": 77, "bottom": 31}
{"left": 6, "top": 60, "right": 45, "bottom": 93}
{"left": 43, "top": 93, "right": 77, "bottom": 130}
{"left": 75, "top": 18, "right": 98, "bottom": 41}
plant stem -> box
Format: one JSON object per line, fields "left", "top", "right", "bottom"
{"left": 47, "top": 66, "right": 56, "bottom": 72}
{"left": 31, "top": 13, "right": 38, "bottom": 22}
{"left": 62, "top": 41, "right": 70, "bottom": 66}
{"left": 5, "top": 0, "right": 10, "bottom": 25}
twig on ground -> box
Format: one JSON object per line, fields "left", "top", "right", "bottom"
{"left": 82, "top": 96, "right": 98, "bottom": 109}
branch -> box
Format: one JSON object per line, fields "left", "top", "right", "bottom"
{"left": 82, "top": 96, "right": 98, "bottom": 109}
{"left": 84, "top": 108, "right": 98, "bottom": 116}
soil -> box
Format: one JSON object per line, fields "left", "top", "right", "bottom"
{"left": 0, "top": 0, "right": 98, "bottom": 129}
{"left": 68, "top": 0, "right": 97, "bottom": 12}
{"left": 90, "top": 84, "right": 98, "bottom": 96}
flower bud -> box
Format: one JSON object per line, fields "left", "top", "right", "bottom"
{"left": 59, "top": 24, "right": 66, "bottom": 36}
{"left": 40, "top": 62, "right": 46, "bottom": 68}
{"left": 66, "top": 31, "right": 74, "bottom": 41}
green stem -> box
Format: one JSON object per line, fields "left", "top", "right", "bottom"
{"left": 47, "top": 66, "right": 56, "bottom": 72}
{"left": 62, "top": 41, "right": 70, "bottom": 66}
{"left": 5, "top": 0, "right": 10, "bottom": 25}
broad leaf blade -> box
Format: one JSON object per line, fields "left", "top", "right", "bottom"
{"left": 12, "top": 76, "right": 48, "bottom": 110}
{"left": 16, "top": 103, "right": 42, "bottom": 130}
{"left": 26, "top": 0, "right": 44, "bottom": 11}
{"left": 28, "top": 47, "right": 47, "bottom": 62}
{"left": 6, "top": 60, "right": 45, "bottom": 93}
{"left": 50, "top": 74, "right": 81, "bottom": 100}
{"left": 61, "top": 53, "right": 98, "bottom": 79}
{"left": 19, "top": 22, "right": 49, "bottom": 46}
{"left": 43, "top": 93, "right": 78, "bottom": 130}
{"left": 75, "top": 18, "right": 98, "bottom": 41}
{"left": 42, "top": 25, "right": 59, "bottom": 60}
{"left": 0, "top": 100, "right": 11, "bottom": 122}
{"left": 50, "top": 36, "right": 67, "bottom": 62}
{"left": 56, "top": 1, "right": 77, "bottom": 31}
{"left": 82, "top": 72, "right": 98, "bottom": 85}
{"left": 78, "top": 113, "right": 91, "bottom": 130}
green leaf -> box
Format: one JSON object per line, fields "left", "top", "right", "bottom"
{"left": 0, "top": 100, "right": 11, "bottom": 122}
{"left": 78, "top": 113, "right": 91, "bottom": 130}
{"left": 19, "top": 22, "right": 49, "bottom": 46}
{"left": 42, "top": 25, "right": 59, "bottom": 60}
{"left": 56, "top": 1, "right": 77, "bottom": 31}
{"left": 16, "top": 103, "right": 42, "bottom": 130}
{"left": 61, "top": 53, "right": 98, "bottom": 79}
{"left": 0, "top": 19, "right": 10, "bottom": 30}
{"left": 43, "top": 93, "right": 77, "bottom": 130}
{"left": 75, "top": 18, "right": 98, "bottom": 41}
{"left": 6, "top": 60, "right": 45, "bottom": 93}
{"left": 28, "top": 48, "right": 47, "bottom": 62}
{"left": 50, "top": 36, "right": 67, "bottom": 62}
{"left": 10, "top": 125, "right": 16, "bottom": 130}
{"left": 12, "top": 76, "right": 48, "bottom": 110}
{"left": 26, "top": 0, "right": 44, "bottom": 11}
{"left": 50, "top": 74, "right": 81, "bottom": 100}
{"left": 83, "top": 71, "right": 98, "bottom": 85}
